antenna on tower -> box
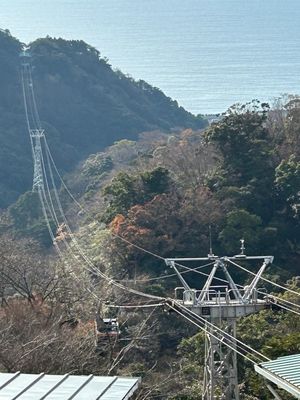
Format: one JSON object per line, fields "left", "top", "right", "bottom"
{"left": 208, "top": 224, "right": 214, "bottom": 257}
{"left": 240, "top": 238, "right": 245, "bottom": 255}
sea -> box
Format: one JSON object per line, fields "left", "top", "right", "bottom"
{"left": 2, "top": 0, "right": 300, "bottom": 115}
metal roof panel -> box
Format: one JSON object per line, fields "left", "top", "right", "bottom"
{"left": 0, "top": 373, "right": 140, "bottom": 400}
{"left": 255, "top": 354, "right": 300, "bottom": 399}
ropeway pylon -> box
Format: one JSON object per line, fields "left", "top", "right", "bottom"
{"left": 20, "top": 49, "right": 45, "bottom": 193}
{"left": 30, "top": 129, "right": 45, "bottom": 191}
{"left": 165, "top": 247, "right": 273, "bottom": 400}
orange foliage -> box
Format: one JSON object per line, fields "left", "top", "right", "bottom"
{"left": 110, "top": 214, "right": 126, "bottom": 234}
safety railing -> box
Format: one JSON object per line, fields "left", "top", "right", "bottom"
{"left": 175, "top": 286, "right": 264, "bottom": 305}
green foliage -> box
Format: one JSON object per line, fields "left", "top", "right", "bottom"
{"left": 0, "top": 32, "right": 206, "bottom": 208}
{"left": 8, "top": 191, "right": 54, "bottom": 246}
{"left": 102, "top": 172, "right": 139, "bottom": 222}
{"left": 205, "top": 101, "right": 272, "bottom": 187}
{"left": 263, "top": 332, "right": 300, "bottom": 358}
{"left": 140, "top": 167, "right": 170, "bottom": 194}
{"left": 219, "top": 210, "right": 262, "bottom": 254}
{"left": 238, "top": 306, "right": 300, "bottom": 399}
{"left": 202, "top": 99, "right": 300, "bottom": 263}
{"left": 82, "top": 154, "right": 113, "bottom": 177}
{"left": 1, "top": 29, "right": 299, "bottom": 396}
{"left": 275, "top": 155, "right": 300, "bottom": 217}
{"left": 176, "top": 333, "right": 205, "bottom": 399}
{"left": 102, "top": 167, "right": 171, "bottom": 223}
{"left": 9, "top": 191, "right": 42, "bottom": 229}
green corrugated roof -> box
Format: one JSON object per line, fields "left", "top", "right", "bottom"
{"left": 255, "top": 354, "right": 300, "bottom": 399}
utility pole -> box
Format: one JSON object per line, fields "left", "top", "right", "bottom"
{"left": 165, "top": 247, "right": 273, "bottom": 400}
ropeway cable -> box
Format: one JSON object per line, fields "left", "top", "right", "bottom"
{"left": 39, "top": 128, "right": 165, "bottom": 302}
{"left": 228, "top": 259, "right": 300, "bottom": 298}
{"left": 21, "top": 63, "right": 298, "bottom": 368}
{"left": 263, "top": 294, "right": 300, "bottom": 316}
{"left": 27, "top": 63, "right": 43, "bottom": 129}
{"left": 108, "top": 303, "right": 165, "bottom": 309}
{"left": 174, "top": 300, "right": 270, "bottom": 362}
{"left": 21, "top": 58, "right": 165, "bottom": 303}
{"left": 43, "top": 137, "right": 83, "bottom": 210}
{"left": 42, "top": 132, "right": 272, "bottom": 294}
{"left": 174, "top": 302, "right": 270, "bottom": 363}
{"left": 44, "top": 144, "right": 164, "bottom": 302}
{"left": 167, "top": 303, "right": 261, "bottom": 365}
{"left": 21, "top": 58, "right": 120, "bottom": 303}
{"left": 22, "top": 57, "right": 300, "bottom": 307}
{"left": 43, "top": 151, "right": 165, "bottom": 301}
{"left": 46, "top": 144, "right": 213, "bottom": 294}
{"left": 257, "top": 289, "right": 300, "bottom": 310}
{"left": 173, "top": 300, "right": 270, "bottom": 362}
{"left": 41, "top": 141, "right": 223, "bottom": 287}
{"left": 40, "top": 142, "right": 60, "bottom": 227}
{"left": 176, "top": 260, "right": 300, "bottom": 316}
{"left": 29, "top": 124, "right": 300, "bottom": 314}
{"left": 117, "top": 261, "right": 216, "bottom": 283}
{"left": 268, "top": 300, "right": 300, "bottom": 316}
{"left": 266, "top": 293, "right": 300, "bottom": 311}
{"left": 42, "top": 145, "right": 300, "bottom": 314}
{"left": 21, "top": 55, "right": 300, "bottom": 316}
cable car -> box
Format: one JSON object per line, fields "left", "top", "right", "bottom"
{"left": 103, "top": 318, "right": 120, "bottom": 335}
{"left": 97, "top": 318, "right": 120, "bottom": 337}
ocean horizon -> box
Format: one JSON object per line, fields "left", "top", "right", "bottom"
{"left": 2, "top": 0, "right": 300, "bottom": 115}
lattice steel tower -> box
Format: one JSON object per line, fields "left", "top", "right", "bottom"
{"left": 30, "top": 129, "right": 45, "bottom": 191}
{"left": 165, "top": 245, "right": 273, "bottom": 400}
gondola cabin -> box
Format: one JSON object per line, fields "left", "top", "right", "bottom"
{"left": 96, "top": 317, "right": 120, "bottom": 339}
{"left": 103, "top": 318, "right": 120, "bottom": 336}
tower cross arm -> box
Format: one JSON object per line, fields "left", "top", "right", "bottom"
{"left": 242, "top": 257, "right": 273, "bottom": 301}
{"left": 165, "top": 260, "right": 191, "bottom": 292}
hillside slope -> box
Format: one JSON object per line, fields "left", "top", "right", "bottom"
{"left": 0, "top": 29, "right": 206, "bottom": 208}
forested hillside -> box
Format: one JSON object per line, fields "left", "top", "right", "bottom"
{"left": 0, "top": 29, "right": 206, "bottom": 208}
{"left": 2, "top": 96, "right": 299, "bottom": 399}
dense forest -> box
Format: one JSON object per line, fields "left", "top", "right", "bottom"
{"left": 0, "top": 29, "right": 206, "bottom": 208}
{"left": 0, "top": 29, "right": 300, "bottom": 400}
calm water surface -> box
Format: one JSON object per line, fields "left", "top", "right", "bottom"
{"left": 1, "top": 0, "right": 300, "bottom": 114}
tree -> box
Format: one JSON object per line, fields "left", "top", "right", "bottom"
{"left": 205, "top": 101, "right": 273, "bottom": 188}
{"left": 102, "top": 167, "right": 172, "bottom": 223}
{"left": 140, "top": 167, "right": 170, "bottom": 195}
{"left": 0, "top": 235, "right": 57, "bottom": 303}
{"left": 275, "top": 155, "right": 300, "bottom": 218}
{"left": 152, "top": 130, "right": 217, "bottom": 190}
{"left": 102, "top": 172, "right": 140, "bottom": 222}
{"left": 0, "top": 297, "right": 101, "bottom": 374}
{"left": 284, "top": 97, "right": 300, "bottom": 158}
{"left": 8, "top": 191, "right": 55, "bottom": 246}
{"left": 0, "top": 32, "right": 206, "bottom": 208}
{"left": 219, "top": 210, "right": 262, "bottom": 254}
{"left": 82, "top": 153, "right": 113, "bottom": 177}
